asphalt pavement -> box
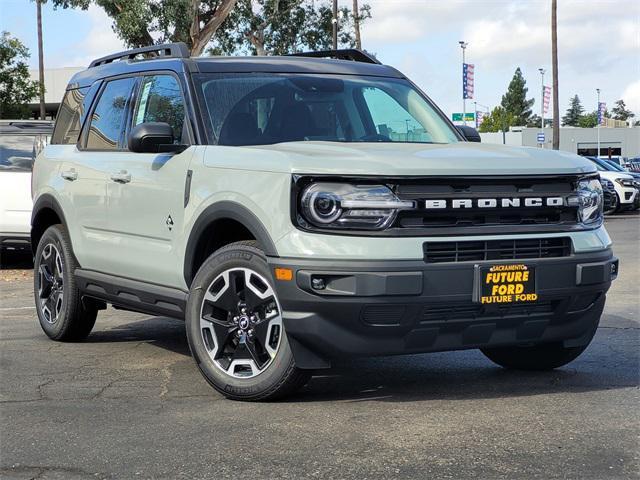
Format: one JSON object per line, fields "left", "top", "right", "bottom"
{"left": 1, "top": 217, "right": 638, "bottom": 479}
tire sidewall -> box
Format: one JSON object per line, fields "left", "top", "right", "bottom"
{"left": 186, "top": 244, "right": 296, "bottom": 399}
{"left": 34, "top": 225, "right": 74, "bottom": 339}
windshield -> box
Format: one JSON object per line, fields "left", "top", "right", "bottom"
{"left": 604, "top": 160, "right": 625, "bottom": 172}
{"left": 0, "top": 135, "right": 37, "bottom": 172}
{"left": 194, "top": 73, "right": 459, "bottom": 146}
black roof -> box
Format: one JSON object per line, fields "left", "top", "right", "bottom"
{"left": 68, "top": 47, "right": 404, "bottom": 90}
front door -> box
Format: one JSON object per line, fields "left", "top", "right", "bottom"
{"left": 103, "top": 74, "right": 195, "bottom": 289}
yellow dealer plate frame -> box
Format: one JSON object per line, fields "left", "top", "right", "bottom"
{"left": 473, "top": 263, "right": 538, "bottom": 305}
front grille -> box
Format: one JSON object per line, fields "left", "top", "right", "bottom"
{"left": 421, "top": 301, "right": 557, "bottom": 324}
{"left": 423, "top": 237, "right": 571, "bottom": 263}
{"left": 394, "top": 176, "right": 580, "bottom": 234}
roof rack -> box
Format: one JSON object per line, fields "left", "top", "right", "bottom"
{"left": 287, "top": 49, "right": 381, "bottom": 65}
{"left": 89, "top": 42, "right": 190, "bottom": 68}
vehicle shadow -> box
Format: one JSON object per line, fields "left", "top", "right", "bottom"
{"left": 85, "top": 316, "right": 640, "bottom": 403}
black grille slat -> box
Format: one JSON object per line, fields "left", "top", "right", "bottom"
{"left": 421, "top": 301, "right": 557, "bottom": 323}
{"left": 423, "top": 238, "right": 571, "bottom": 263}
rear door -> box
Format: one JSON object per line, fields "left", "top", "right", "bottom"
{"left": 103, "top": 73, "right": 195, "bottom": 288}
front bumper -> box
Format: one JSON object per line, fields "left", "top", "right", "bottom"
{"left": 268, "top": 249, "right": 618, "bottom": 369}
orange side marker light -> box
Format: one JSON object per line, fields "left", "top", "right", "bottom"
{"left": 275, "top": 268, "right": 293, "bottom": 281}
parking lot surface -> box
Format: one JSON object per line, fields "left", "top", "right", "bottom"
{"left": 1, "top": 217, "right": 638, "bottom": 479}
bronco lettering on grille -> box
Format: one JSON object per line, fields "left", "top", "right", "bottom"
{"left": 423, "top": 197, "right": 564, "bottom": 209}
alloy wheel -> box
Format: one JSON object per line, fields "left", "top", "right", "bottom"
{"left": 37, "top": 243, "right": 64, "bottom": 324}
{"left": 199, "top": 267, "right": 283, "bottom": 379}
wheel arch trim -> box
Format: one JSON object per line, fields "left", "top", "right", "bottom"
{"left": 31, "top": 193, "right": 69, "bottom": 255}
{"left": 183, "top": 201, "right": 279, "bottom": 287}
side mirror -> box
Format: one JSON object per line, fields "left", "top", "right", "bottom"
{"left": 456, "top": 125, "right": 482, "bottom": 143}
{"left": 128, "top": 122, "right": 186, "bottom": 153}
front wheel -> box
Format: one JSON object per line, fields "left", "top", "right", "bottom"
{"left": 185, "top": 241, "right": 309, "bottom": 401}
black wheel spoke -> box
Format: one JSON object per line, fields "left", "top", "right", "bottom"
{"left": 244, "top": 338, "right": 266, "bottom": 368}
{"left": 38, "top": 265, "right": 54, "bottom": 298}
{"left": 252, "top": 318, "right": 272, "bottom": 353}
{"left": 211, "top": 323, "right": 238, "bottom": 359}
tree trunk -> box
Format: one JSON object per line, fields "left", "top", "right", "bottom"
{"left": 190, "top": 0, "right": 238, "bottom": 56}
{"left": 353, "top": 0, "right": 361, "bottom": 49}
{"left": 551, "top": 0, "right": 559, "bottom": 150}
{"left": 36, "top": 0, "right": 46, "bottom": 120}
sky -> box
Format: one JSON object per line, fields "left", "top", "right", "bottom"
{"left": 1, "top": 0, "right": 639, "bottom": 120}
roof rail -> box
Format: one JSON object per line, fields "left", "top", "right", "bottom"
{"left": 287, "top": 49, "right": 381, "bottom": 65}
{"left": 89, "top": 42, "right": 190, "bottom": 68}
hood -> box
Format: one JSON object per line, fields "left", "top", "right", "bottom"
{"left": 242, "top": 141, "right": 597, "bottom": 176}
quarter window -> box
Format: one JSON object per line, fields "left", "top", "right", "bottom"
{"left": 51, "top": 87, "right": 89, "bottom": 145}
{"left": 86, "top": 77, "right": 136, "bottom": 150}
{"left": 133, "top": 75, "right": 186, "bottom": 143}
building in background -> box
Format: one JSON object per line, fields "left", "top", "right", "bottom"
{"left": 28, "top": 67, "right": 83, "bottom": 119}
{"left": 480, "top": 127, "right": 640, "bottom": 159}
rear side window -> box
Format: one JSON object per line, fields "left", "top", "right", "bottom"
{"left": 86, "top": 77, "right": 137, "bottom": 150}
{"left": 51, "top": 87, "right": 89, "bottom": 145}
{"left": 133, "top": 75, "right": 186, "bottom": 143}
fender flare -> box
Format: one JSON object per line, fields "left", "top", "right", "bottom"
{"left": 31, "top": 193, "right": 69, "bottom": 253}
{"left": 183, "top": 201, "right": 279, "bottom": 286}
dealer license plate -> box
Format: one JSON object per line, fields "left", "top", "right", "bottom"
{"left": 476, "top": 264, "right": 537, "bottom": 304}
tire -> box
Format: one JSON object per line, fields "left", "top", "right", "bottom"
{"left": 185, "top": 240, "right": 309, "bottom": 401}
{"left": 33, "top": 224, "right": 97, "bottom": 341}
{"left": 481, "top": 338, "right": 594, "bottom": 371}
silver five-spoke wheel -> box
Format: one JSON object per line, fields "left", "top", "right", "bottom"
{"left": 37, "top": 243, "right": 64, "bottom": 324}
{"left": 199, "top": 267, "right": 283, "bottom": 379}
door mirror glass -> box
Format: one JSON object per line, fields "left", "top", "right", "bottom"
{"left": 128, "top": 122, "right": 185, "bottom": 153}
{"left": 456, "top": 125, "right": 481, "bottom": 142}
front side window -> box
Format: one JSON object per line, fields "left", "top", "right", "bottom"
{"left": 133, "top": 75, "right": 186, "bottom": 143}
{"left": 194, "top": 73, "right": 459, "bottom": 146}
{"left": 86, "top": 77, "right": 136, "bottom": 150}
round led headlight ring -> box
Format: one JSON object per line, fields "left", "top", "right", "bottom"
{"left": 307, "top": 191, "right": 342, "bottom": 224}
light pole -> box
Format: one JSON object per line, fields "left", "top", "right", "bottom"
{"left": 332, "top": 0, "right": 338, "bottom": 50}
{"left": 596, "top": 88, "right": 601, "bottom": 158}
{"left": 405, "top": 119, "right": 411, "bottom": 142}
{"left": 36, "top": 0, "right": 46, "bottom": 120}
{"left": 459, "top": 41, "right": 468, "bottom": 126}
{"left": 539, "top": 68, "right": 545, "bottom": 148}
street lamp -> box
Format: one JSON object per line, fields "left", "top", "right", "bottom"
{"left": 596, "top": 88, "right": 601, "bottom": 158}
{"left": 459, "top": 41, "right": 468, "bottom": 126}
{"left": 539, "top": 68, "right": 546, "bottom": 148}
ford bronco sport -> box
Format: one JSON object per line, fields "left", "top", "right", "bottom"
{"left": 31, "top": 43, "right": 618, "bottom": 400}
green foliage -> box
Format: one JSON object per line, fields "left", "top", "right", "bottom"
{"left": 209, "top": 0, "right": 371, "bottom": 56}
{"left": 562, "top": 94, "right": 584, "bottom": 126}
{"left": 478, "top": 106, "right": 515, "bottom": 133}
{"left": 50, "top": 0, "right": 237, "bottom": 55}
{"left": 0, "top": 32, "right": 39, "bottom": 119}
{"left": 611, "top": 99, "right": 634, "bottom": 121}
{"left": 578, "top": 110, "right": 597, "bottom": 128}
{"left": 500, "top": 67, "right": 534, "bottom": 126}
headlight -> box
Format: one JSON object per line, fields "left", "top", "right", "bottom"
{"left": 599, "top": 178, "right": 614, "bottom": 190}
{"left": 615, "top": 177, "right": 635, "bottom": 187}
{"left": 575, "top": 178, "right": 603, "bottom": 225}
{"left": 299, "top": 183, "right": 413, "bottom": 230}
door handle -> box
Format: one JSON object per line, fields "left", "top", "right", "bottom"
{"left": 61, "top": 169, "right": 78, "bottom": 181}
{"left": 110, "top": 170, "right": 131, "bottom": 184}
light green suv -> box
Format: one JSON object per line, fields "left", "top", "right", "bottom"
{"left": 31, "top": 44, "right": 618, "bottom": 400}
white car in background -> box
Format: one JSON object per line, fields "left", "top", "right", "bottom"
{"left": 587, "top": 157, "right": 639, "bottom": 212}
{"left": 0, "top": 121, "right": 52, "bottom": 252}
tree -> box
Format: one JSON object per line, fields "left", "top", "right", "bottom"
{"left": 500, "top": 67, "right": 534, "bottom": 126}
{"left": 209, "top": 0, "right": 371, "bottom": 56}
{"left": 0, "top": 32, "right": 39, "bottom": 119}
{"left": 562, "top": 95, "right": 584, "bottom": 126}
{"left": 611, "top": 99, "right": 634, "bottom": 122}
{"left": 50, "top": 0, "right": 238, "bottom": 56}
{"left": 478, "top": 106, "right": 515, "bottom": 133}
{"left": 578, "top": 110, "right": 597, "bottom": 128}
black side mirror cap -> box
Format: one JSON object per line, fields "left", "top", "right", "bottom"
{"left": 456, "top": 125, "right": 482, "bottom": 143}
{"left": 128, "top": 122, "right": 186, "bottom": 153}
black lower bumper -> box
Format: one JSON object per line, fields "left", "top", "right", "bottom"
{"left": 268, "top": 249, "right": 618, "bottom": 369}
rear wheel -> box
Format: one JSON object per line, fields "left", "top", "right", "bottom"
{"left": 185, "top": 241, "right": 309, "bottom": 401}
{"left": 34, "top": 225, "right": 97, "bottom": 341}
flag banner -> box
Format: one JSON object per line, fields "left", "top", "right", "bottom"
{"left": 463, "top": 63, "right": 474, "bottom": 99}
{"left": 543, "top": 86, "right": 551, "bottom": 114}
{"left": 598, "top": 102, "right": 607, "bottom": 125}
{"left": 476, "top": 111, "right": 485, "bottom": 128}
